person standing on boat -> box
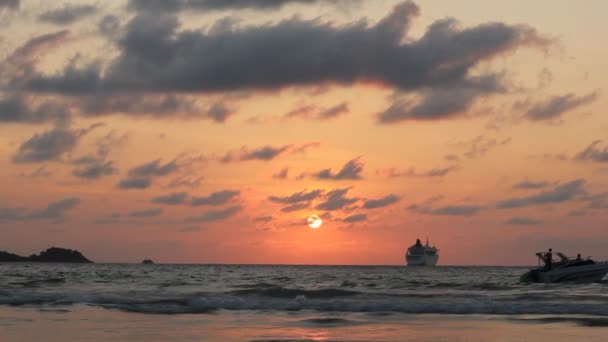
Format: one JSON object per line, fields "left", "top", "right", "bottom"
{"left": 544, "top": 248, "right": 553, "bottom": 270}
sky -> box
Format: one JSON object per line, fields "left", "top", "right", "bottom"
{"left": 1, "top": 0, "right": 607, "bottom": 265}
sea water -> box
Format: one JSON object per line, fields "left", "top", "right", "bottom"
{"left": 1, "top": 263, "right": 608, "bottom": 341}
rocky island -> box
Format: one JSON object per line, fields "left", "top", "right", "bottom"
{"left": 0, "top": 247, "right": 93, "bottom": 263}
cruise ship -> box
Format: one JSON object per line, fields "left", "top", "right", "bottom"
{"left": 405, "top": 238, "right": 439, "bottom": 266}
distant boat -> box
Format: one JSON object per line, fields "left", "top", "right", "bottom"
{"left": 141, "top": 259, "right": 155, "bottom": 264}
{"left": 405, "top": 238, "right": 439, "bottom": 266}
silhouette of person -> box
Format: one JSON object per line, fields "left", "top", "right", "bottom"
{"left": 545, "top": 248, "right": 553, "bottom": 270}
{"left": 576, "top": 253, "right": 582, "bottom": 261}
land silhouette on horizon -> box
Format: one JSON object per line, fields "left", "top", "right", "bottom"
{"left": 0, "top": 247, "right": 93, "bottom": 263}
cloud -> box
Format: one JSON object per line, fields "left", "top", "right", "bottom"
{"left": 377, "top": 166, "right": 455, "bottom": 178}
{"left": 12, "top": 125, "right": 97, "bottom": 163}
{"left": 191, "top": 190, "right": 240, "bottom": 206}
{"left": 315, "top": 188, "right": 358, "bottom": 211}
{"left": 505, "top": 217, "right": 543, "bottom": 225}
{"left": 0, "top": 95, "right": 71, "bottom": 124}
{"left": 221, "top": 143, "right": 317, "bottom": 162}
{"left": 524, "top": 92, "right": 598, "bottom": 121}
{"left": 280, "top": 202, "right": 310, "bottom": 212}
{"left": 343, "top": 213, "right": 367, "bottom": 223}
{"left": 282, "top": 102, "right": 349, "bottom": 121}
{"left": 221, "top": 145, "right": 290, "bottom": 162}
{"left": 0, "top": 207, "right": 26, "bottom": 220}
{"left": 314, "top": 157, "right": 364, "bottom": 180}
{"left": 128, "top": 208, "right": 163, "bottom": 217}
{"left": 24, "top": 2, "right": 548, "bottom": 99}
{"left": 93, "top": 213, "right": 122, "bottom": 224}
{"left": 72, "top": 160, "right": 117, "bottom": 179}
{"left": 117, "top": 177, "right": 151, "bottom": 189}
{"left": 128, "top": 159, "right": 179, "bottom": 177}
{"left": 0, "top": 0, "right": 19, "bottom": 10}
{"left": 362, "top": 194, "right": 400, "bottom": 209}
{"left": 152, "top": 192, "right": 188, "bottom": 205}
{"left": 253, "top": 215, "right": 273, "bottom": 223}
{"left": 269, "top": 189, "right": 323, "bottom": 204}
{"left": 408, "top": 203, "right": 482, "bottom": 217}
{"left": 28, "top": 197, "right": 80, "bottom": 219}
{"left": 378, "top": 75, "right": 503, "bottom": 123}
{"left": 496, "top": 179, "right": 586, "bottom": 208}
{"left": 512, "top": 180, "right": 551, "bottom": 190}
{"left": 185, "top": 205, "right": 242, "bottom": 222}
{"left": 575, "top": 140, "right": 608, "bottom": 163}
{"left": 166, "top": 175, "right": 203, "bottom": 188}
{"left": 127, "top": 0, "right": 345, "bottom": 12}
{"left": 582, "top": 192, "right": 608, "bottom": 209}
{"left": 272, "top": 167, "right": 289, "bottom": 179}
{"left": 38, "top": 4, "right": 98, "bottom": 25}
{"left": 455, "top": 135, "right": 511, "bottom": 159}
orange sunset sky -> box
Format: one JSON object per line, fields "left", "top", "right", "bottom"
{"left": 1, "top": 0, "right": 607, "bottom": 265}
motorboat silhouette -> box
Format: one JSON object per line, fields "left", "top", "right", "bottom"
{"left": 520, "top": 251, "right": 608, "bottom": 283}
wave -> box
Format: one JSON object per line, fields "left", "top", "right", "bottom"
{"left": 230, "top": 286, "right": 361, "bottom": 298}
{"left": 4, "top": 291, "right": 608, "bottom": 316}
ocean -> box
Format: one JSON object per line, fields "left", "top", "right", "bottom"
{"left": 1, "top": 263, "right": 608, "bottom": 341}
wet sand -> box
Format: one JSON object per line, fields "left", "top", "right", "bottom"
{"left": 2, "top": 306, "right": 608, "bottom": 341}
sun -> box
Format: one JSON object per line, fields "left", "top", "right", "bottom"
{"left": 307, "top": 214, "right": 323, "bottom": 229}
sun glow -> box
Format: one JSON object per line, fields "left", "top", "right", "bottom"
{"left": 307, "top": 214, "right": 323, "bottom": 229}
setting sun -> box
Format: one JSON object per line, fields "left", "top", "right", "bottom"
{"left": 307, "top": 215, "right": 323, "bottom": 229}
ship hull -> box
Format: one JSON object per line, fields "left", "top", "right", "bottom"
{"left": 406, "top": 254, "right": 438, "bottom": 266}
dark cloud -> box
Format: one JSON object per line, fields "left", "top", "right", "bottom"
{"left": 38, "top": 4, "right": 98, "bottom": 25}
{"left": 253, "top": 215, "right": 273, "bottom": 223}
{"left": 117, "top": 177, "right": 151, "bottom": 189}
{"left": 272, "top": 167, "right": 289, "bottom": 179}
{"left": 152, "top": 192, "right": 188, "bottom": 205}
{"left": 221, "top": 145, "right": 290, "bottom": 162}
{"left": 72, "top": 160, "right": 117, "bottom": 179}
{"left": 314, "top": 157, "right": 363, "bottom": 180}
{"left": 343, "top": 213, "right": 367, "bottom": 223}
{"left": 512, "top": 180, "right": 551, "bottom": 190}
{"left": 12, "top": 125, "right": 97, "bottom": 163}
{"left": 191, "top": 190, "right": 240, "bottom": 206}
{"left": 98, "top": 15, "right": 121, "bottom": 37}
{"left": 315, "top": 188, "right": 358, "bottom": 211}
{"left": 0, "top": 0, "right": 19, "bottom": 10}
{"left": 282, "top": 102, "right": 349, "bottom": 121}
{"left": 524, "top": 92, "right": 598, "bottom": 121}
{"left": 0, "top": 207, "right": 25, "bottom": 220}
{"left": 496, "top": 179, "right": 586, "bottom": 209}
{"left": 128, "top": 159, "right": 179, "bottom": 177}
{"left": 185, "top": 205, "right": 242, "bottom": 222}
{"left": 363, "top": 194, "right": 400, "bottom": 209}
{"left": 318, "top": 102, "right": 349, "bottom": 120}
{"left": 408, "top": 203, "right": 482, "bottom": 217}
{"left": 280, "top": 202, "right": 310, "bottom": 212}
{"left": 378, "top": 75, "right": 503, "bottom": 123}
{"left": 0, "top": 95, "right": 71, "bottom": 124}
{"left": 127, "top": 0, "right": 341, "bottom": 12}
{"left": 378, "top": 166, "right": 455, "bottom": 178}
{"left": 166, "top": 175, "right": 203, "bottom": 188}
{"left": 575, "top": 140, "right": 608, "bottom": 163}
{"left": 269, "top": 189, "right": 322, "bottom": 204}
{"left": 505, "top": 217, "right": 543, "bottom": 225}
{"left": 28, "top": 197, "right": 80, "bottom": 219}
{"left": 128, "top": 208, "right": 163, "bottom": 217}
{"left": 24, "top": 2, "right": 548, "bottom": 100}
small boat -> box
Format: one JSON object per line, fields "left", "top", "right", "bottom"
{"left": 141, "top": 259, "right": 155, "bottom": 264}
{"left": 520, "top": 251, "right": 608, "bottom": 283}
{"left": 405, "top": 238, "right": 439, "bottom": 266}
